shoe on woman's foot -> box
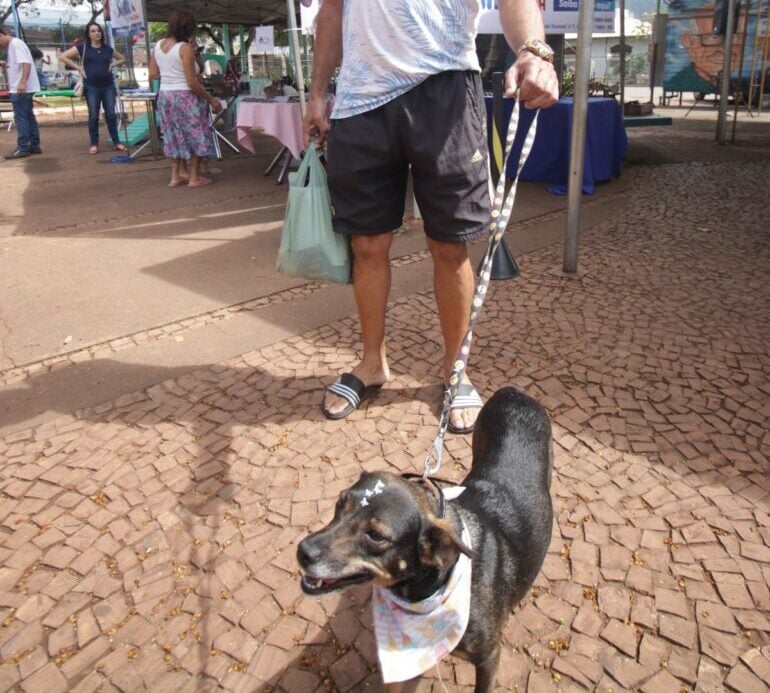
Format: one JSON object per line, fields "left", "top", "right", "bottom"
{"left": 88, "top": 145, "right": 98, "bottom": 155}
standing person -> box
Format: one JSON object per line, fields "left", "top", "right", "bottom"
{"left": 59, "top": 22, "right": 127, "bottom": 154}
{"left": 30, "top": 46, "right": 51, "bottom": 88}
{"left": 148, "top": 10, "right": 222, "bottom": 188}
{"left": 304, "top": 0, "right": 558, "bottom": 432}
{"left": 0, "top": 28, "right": 41, "bottom": 159}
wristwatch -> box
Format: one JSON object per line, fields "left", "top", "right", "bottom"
{"left": 517, "top": 38, "right": 555, "bottom": 64}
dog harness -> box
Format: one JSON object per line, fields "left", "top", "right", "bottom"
{"left": 372, "top": 490, "right": 470, "bottom": 684}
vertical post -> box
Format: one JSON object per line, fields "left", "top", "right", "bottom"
{"left": 564, "top": 0, "right": 595, "bottom": 274}
{"left": 286, "top": 0, "right": 307, "bottom": 115}
{"left": 619, "top": 0, "right": 626, "bottom": 113}
{"left": 649, "top": 0, "right": 662, "bottom": 104}
{"left": 139, "top": 0, "right": 152, "bottom": 88}
{"left": 731, "top": 0, "right": 751, "bottom": 141}
{"left": 60, "top": 18, "right": 66, "bottom": 49}
{"left": 11, "top": 0, "right": 21, "bottom": 38}
{"left": 717, "top": 0, "right": 738, "bottom": 143}
{"left": 239, "top": 25, "right": 247, "bottom": 73}
{"left": 222, "top": 24, "right": 231, "bottom": 61}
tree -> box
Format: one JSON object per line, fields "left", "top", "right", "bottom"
{"left": 1, "top": 0, "right": 102, "bottom": 30}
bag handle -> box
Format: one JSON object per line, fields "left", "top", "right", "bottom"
{"left": 306, "top": 145, "right": 327, "bottom": 188}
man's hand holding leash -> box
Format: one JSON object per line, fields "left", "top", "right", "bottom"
{"left": 505, "top": 51, "right": 559, "bottom": 109}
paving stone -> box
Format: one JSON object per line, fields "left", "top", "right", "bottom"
{"left": 699, "top": 626, "right": 749, "bottom": 667}
{"left": 659, "top": 613, "right": 697, "bottom": 649}
{"left": 696, "top": 600, "right": 739, "bottom": 634}
{"left": 725, "top": 662, "right": 767, "bottom": 692}
{"left": 640, "top": 669, "right": 684, "bottom": 693}
{"left": 20, "top": 663, "right": 68, "bottom": 693}
{"left": 600, "top": 619, "right": 638, "bottom": 658}
{"left": 654, "top": 587, "right": 689, "bottom": 618}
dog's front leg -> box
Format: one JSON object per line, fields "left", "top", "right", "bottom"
{"left": 473, "top": 645, "right": 500, "bottom": 693}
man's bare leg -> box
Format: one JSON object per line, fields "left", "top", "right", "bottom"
{"left": 323, "top": 232, "right": 393, "bottom": 416}
{"left": 426, "top": 237, "right": 480, "bottom": 432}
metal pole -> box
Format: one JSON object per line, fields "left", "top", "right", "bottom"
{"left": 717, "top": 0, "right": 738, "bottom": 143}
{"left": 649, "top": 0, "right": 662, "bottom": 104}
{"left": 11, "top": 0, "right": 21, "bottom": 37}
{"left": 731, "top": 0, "right": 751, "bottom": 141}
{"left": 747, "top": 3, "right": 763, "bottom": 114}
{"left": 759, "top": 8, "right": 770, "bottom": 114}
{"left": 286, "top": 0, "right": 306, "bottom": 115}
{"left": 139, "top": 0, "right": 152, "bottom": 88}
{"left": 619, "top": 0, "right": 626, "bottom": 113}
{"left": 564, "top": 0, "right": 595, "bottom": 274}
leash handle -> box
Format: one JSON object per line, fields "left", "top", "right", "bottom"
{"left": 423, "top": 100, "right": 539, "bottom": 479}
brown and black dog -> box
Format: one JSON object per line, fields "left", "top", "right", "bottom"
{"left": 297, "top": 387, "right": 553, "bottom": 691}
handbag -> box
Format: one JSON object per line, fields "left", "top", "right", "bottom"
{"left": 276, "top": 144, "right": 351, "bottom": 285}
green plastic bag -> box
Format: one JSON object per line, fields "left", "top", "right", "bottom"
{"left": 276, "top": 145, "right": 351, "bottom": 285}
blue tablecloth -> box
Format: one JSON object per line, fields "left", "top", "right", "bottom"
{"left": 485, "top": 96, "right": 627, "bottom": 194}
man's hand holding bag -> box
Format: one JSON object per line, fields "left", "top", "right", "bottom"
{"left": 276, "top": 145, "right": 351, "bottom": 285}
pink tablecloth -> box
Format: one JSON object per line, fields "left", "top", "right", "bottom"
{"left": 236, "top": 101, "right": 304, "bottom": 159}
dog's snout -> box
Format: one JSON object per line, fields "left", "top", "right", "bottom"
{"left": 297, "top": 537, "right": 322, "bottom": 568}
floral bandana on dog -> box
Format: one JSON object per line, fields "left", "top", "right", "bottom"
{"left": 372, "top": 511, "right": 471, "bottom": 684}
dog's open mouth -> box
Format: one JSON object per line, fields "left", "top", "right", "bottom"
{"left": 300, "top": 571, "right": 372, "bottom": 595}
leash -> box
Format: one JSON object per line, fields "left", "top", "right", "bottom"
{"left": 423, "top": 98, "right": 540, "bottom": 479}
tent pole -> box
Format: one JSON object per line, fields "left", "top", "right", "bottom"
{"left": 619, "top": 0, "right": 626, "bottom": 113}
{"left": 286, "top": 0, "right": 306, "bottom": 116}
{"left": 11, "top": 0, "right": 21, "bottom": 37}
{"left": 139, "top": 0, "right": 152, "bottom": 88}
{"left": 649, "top": 0, "right": 662, "bottom": 104}
{"left": 731, "top": 0, "right": 751, "bottom": 141}
{"left": 564, "top": 0, "right": 595, "bottom": 274}
{"left": 717, "top": 0, "right": 738, "bottom": 143}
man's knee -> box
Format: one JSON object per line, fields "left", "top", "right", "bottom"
{"left": 427, "top": 237, "right": 469, "bottom": 268}
{"left": 351, "top": 233, "right": 392, "bottom": 263}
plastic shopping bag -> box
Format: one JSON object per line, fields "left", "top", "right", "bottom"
{"left": 276, "top": 145, "right": 351, "bottom": 285}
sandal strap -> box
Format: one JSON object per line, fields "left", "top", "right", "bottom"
{"left": 448, "top": 383, "right": 483, "bottom": 411}
{"left": 327, "top": 372, "right": 366, "bottom": 408}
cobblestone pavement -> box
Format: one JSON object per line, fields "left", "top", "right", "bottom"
{"left": 1, "top": 158, "right": 769, "bottom": 692}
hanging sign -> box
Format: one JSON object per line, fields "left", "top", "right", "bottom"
{"left": 107, "top": 0, "right": 145, "bottom": 38}
{"left": 253, "top": 25, "right": 275, "bottom": 53}
{"left": 478, "top": 0, "right": 616, "bottom": 35}
{"left": 300, "top": 0, "right": 616, "bottom": 36}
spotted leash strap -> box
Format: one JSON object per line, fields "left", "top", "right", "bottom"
{"left": 423, "top": 99, "right": 540, "bottom": 478}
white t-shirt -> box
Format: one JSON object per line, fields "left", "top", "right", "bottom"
{"left": 332, "top": 0, "right": 482, "bottom": 119}
{"left": 6, "top": 37, "right": 41, "bottom": 94}
{"left": 154, "top": 41, "right": 190, "bottom": 91}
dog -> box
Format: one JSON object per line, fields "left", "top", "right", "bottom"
{"left": 297, "top": 387, "right": 553, "bottom": 691}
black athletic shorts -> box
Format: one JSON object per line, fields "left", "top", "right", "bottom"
{"left": 326, "top": 70, "right": 491, "bottom": 243}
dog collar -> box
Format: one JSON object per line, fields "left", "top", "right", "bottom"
{"left": 372, "top": 520, "right": 472, "bottom": 684}
{"left": 400, "top": 473, "right": 464, "bottom": 519}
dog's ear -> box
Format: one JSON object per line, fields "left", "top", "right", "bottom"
{"left": 419, "top": 515, "right": 474, "bottom": 570}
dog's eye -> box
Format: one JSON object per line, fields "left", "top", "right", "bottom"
{"left": 364, "top": 529, "right": 389, "bottom": 545}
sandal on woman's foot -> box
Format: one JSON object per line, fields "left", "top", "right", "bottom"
{"left": 88, "top": 145, "right": 98, "bottom": 155}
{"left": 187, "top": 177, "right": 212, "bottom": 188}
{"left": 322, "top": 373, "right": 383, "bottom": 420}
{"left": 446, "top": 382, "right": 484, "bottom": 435}
{"left": 168, "top": 180, "right": 185, "bottom": 188}
{"left": 113, "top": 143, "right": 127, "bottom": 152}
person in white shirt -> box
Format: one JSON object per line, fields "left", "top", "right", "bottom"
{"left": 0, "top": 28, "right": 42, "bottom": 159}
{"left": 304, "top": 0, "right": 558, "bottom": 432}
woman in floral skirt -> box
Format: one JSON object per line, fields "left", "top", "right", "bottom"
{"left": 149, "top": 10, "right": 222, "bottom": 187}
